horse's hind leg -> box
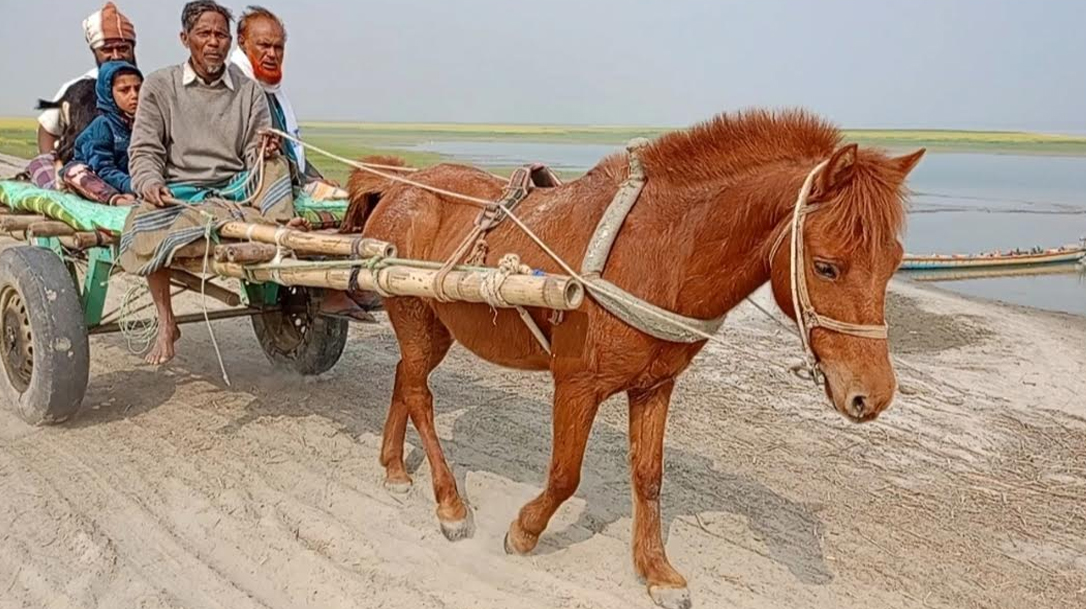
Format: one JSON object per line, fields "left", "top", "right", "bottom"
{"left": 381, "top": 298, "right": 470, "bottom": 540}
{"left": 505, "top": 378, "right": 600, "bottom": 554}
{"left": 379, "top": 302, "right": 451, "bottom": 493}
{"left": 628, "top": 381, "right": 690, "bottom": 609}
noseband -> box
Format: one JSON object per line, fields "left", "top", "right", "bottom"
{"left": 768, "top": 160, "right": 889, "bottom": 385}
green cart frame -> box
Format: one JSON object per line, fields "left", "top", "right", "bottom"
{"left": 0, "top": 237, "right": 349, "bottom": 425}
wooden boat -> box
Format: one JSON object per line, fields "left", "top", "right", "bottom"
{"left": 900, "top": 261, "right": 1083, "bottom": 282}
{"left": 899, "top": 245, "right": 1086, "bottom": 271}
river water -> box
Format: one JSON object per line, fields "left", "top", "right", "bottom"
{"left": 397, "top": 140, "right": 1086, "bottom": 316}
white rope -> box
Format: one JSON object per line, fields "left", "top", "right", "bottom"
{"left": 274, "top": 129, "right": 785, "bottom": 352}
{"left": 118, "top": 283, "right": 158, "bottom": 355}
{"left": 479, "top": 253, "right": 531, "bottom": 308}
{"left": 199, "top": 213, "right": 231, "bottom": 386}
{"left": 266, "top": 129, "right": 836, "bottom": 374}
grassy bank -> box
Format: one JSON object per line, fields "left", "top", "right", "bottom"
{"left": 4, "top": 117, "right": 1086, "bottom": 183}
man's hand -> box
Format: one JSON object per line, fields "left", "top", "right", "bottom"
{"left": 261, "top": 133, "right": 281, "bottom": 159}
{"left": 140, "top": 184, "right": 171, "bottom": 208}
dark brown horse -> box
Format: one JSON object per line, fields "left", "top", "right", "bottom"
{"left": 347, "top": 109, "right": 924, "bottom": 608}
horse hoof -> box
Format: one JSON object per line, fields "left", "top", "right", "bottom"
{"left": 439, "top": 509, "right": 475, "bottom": 542}
{"left": 649, "top": 586, "right": 692, "bottom": 609}
{"left": 503, "top": 522, "right": 536, "bottom": 555}
{"left": 383, "top": 479, "right": 413, "bottom": 495}
{"left": 503, "top": 532, "right": 517, "bottom": 555}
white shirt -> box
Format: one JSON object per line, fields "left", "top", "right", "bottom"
{"left": 181, "top": 61, "right": 235, "bottom": 90}
{"left": 37, "top": 67, "right": 99, "bottom": 136}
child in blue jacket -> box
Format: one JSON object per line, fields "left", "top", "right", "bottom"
{"left": 61, "top": 61, "right": 143, "bottom": 205}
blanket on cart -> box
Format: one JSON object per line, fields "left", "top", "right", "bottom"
{"left": 0, "top": 177, "right": 350, "bottom": 276}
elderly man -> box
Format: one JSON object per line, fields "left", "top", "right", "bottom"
{"left": 123, "top": 0, "right": 298, "bottom": 365}
{"left": 229, "top": 6, "right": 324, "bottom": 183}
{"left": 26, "top": 2, "right": 138, "bottom": 187}
{"left": 229, "top": 5, "right": 381, "bottom": 321}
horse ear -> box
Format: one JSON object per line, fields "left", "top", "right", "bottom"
{"left": 891, "top": 148, "right": 926, "bottom": 176}
{"left": 814, "top": 143, "right": 858, "bottom": 197}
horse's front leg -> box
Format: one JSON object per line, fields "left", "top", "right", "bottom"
{"left": 504, "top": 379, "right": 601, "bottom": 554}
{"left": 628, "top": 380, "right": 690, "bottom": 609}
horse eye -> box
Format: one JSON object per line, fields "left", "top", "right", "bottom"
{"left": 814, "top": 260, "right": 839, "bottom": 280}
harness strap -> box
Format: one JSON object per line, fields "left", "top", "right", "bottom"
{"left": 582, "top": 138, "right": 650, "bottom": 277}
{"left": 579, "top": 137, "right": 727, "bottom": 343}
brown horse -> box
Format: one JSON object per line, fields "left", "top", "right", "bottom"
{"left": 347, "top": 109, "right": 924, "bottom": 608}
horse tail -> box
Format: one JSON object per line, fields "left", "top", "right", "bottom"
{"left": 341, "top": 155, "right": 410, "bottom": 233}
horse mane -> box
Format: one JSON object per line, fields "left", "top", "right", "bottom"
{"left": 604, "top": 108, "right": 908, "bottom": 254}
{"left": 637, "top": 108, "right": 842, "bottom": 182}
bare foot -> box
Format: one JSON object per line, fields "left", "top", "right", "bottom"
{"left": 286, "top": 217, "right": 311, "bottom": 231}
{"left": 319, "top": 291, "right": 377, "bottom": 323}
{"left": 145, "top": 324, "right": 181, "bottom": 365}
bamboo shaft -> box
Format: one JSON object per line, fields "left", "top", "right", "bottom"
{"left": 217, "top": 222, "right": 397, "bottom": 258}
{"left": 169, "top": 270, "right": 242, "bottom": 307}
{"left": 27, "top": 221, "right": 76, "bottom": 237}
{"left": 90, "top": 308, "right": 263, "bottom": 335}
{"left": 0, "top": 215, "right": 47, "bottom": 232}
{"left": 173, "top": 258, "right": 584, "bottom": 311}
{"left": 57, "top": 232, "right": 115, "bottom": 249}
{"left": 214, "top": 242, "right": 277, "bottom": 264}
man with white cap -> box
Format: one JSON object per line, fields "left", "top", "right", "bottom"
{"left": 27, "top": 2, "right": 138, "bottom": 187}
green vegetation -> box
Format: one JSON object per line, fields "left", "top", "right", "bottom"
{"left": 0, "top": 118, "right": 40, "bottom": 160}
{"left": 3, "top": 117, "right": 1086, "bottom": 184}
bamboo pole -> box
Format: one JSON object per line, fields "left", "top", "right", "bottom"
{"left": 168, "top": 270, "right": 242, "bottom": 307}
{"left": 0, "top": 215, "right": 47, "bottom": 232}
{"left": 169, "top": 241, "right": 214, "bottom": 260}
{"left": 213, "top": 242, "right": 277, "bottom": 264}
{"left": 57, "top": 232, "right": 115, "bottom": 250}
{"left": 27, "top": 221, "right": 77, "bottom": 238}
{"left": 90, "top": 307, "right": 263, "bottom": 335}
{"left": 217, "top": 222, "right": 397, "bottom": 258}
{"left": 173, "top": 258, "right": 584, "bottom": 311}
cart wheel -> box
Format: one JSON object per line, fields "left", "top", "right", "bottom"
{"left": 0, "top": 246, "right": 90, "bottom": 425}
{"left": 251, "top": 286, "right": 347, "bottom": 376}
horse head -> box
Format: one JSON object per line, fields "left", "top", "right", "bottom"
{"left": 768, "top": 143, "right": 925, "bottom": 422}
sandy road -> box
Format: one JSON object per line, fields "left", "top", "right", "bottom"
{"left": 0, "top": 247, "right": 1084, "bottom": 608}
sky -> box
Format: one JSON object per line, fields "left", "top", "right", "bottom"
{"left": 1, "top": 0, "right": 1083, "bottom": 131}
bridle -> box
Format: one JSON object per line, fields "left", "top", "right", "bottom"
{"left": 767, "top": 160, "right": 889, "bottom": 385}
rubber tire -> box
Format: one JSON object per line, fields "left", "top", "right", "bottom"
{"left": 251, "top": 287, "right": 348, "bottom": 376}
{"left": 0, "top": 246, "right": 90, "bottom": 425}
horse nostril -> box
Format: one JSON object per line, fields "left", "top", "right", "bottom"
{"left": 848, "top": 393, "right": 869, "bottom": 418}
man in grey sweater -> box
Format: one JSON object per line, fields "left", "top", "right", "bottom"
{"left": 129, "top": 1, "right": 273, "bottom": 206}
{"left": 126, "top": 1, "right": 289, "bottom": 365}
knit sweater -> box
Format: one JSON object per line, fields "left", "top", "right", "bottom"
{"left": 129, "top": 62, "right": 270, "bottom": 193}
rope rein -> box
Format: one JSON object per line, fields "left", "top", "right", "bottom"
{"left": 261, "top": 129, "right": 889, "bottom": 381}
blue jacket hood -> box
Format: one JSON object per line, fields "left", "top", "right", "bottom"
{"left": 96, "top": 61, "right": 142, "bottom": 116}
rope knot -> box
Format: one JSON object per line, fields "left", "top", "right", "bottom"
{"left": 479, "top": 253, "right": 531, "bottom": 308}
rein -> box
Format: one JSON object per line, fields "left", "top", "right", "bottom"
{"left": 265, "top": 127, "right": 886, "bottom": 385}
{"left": 768, "top": 162, "right": 889, "bottom": 384}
